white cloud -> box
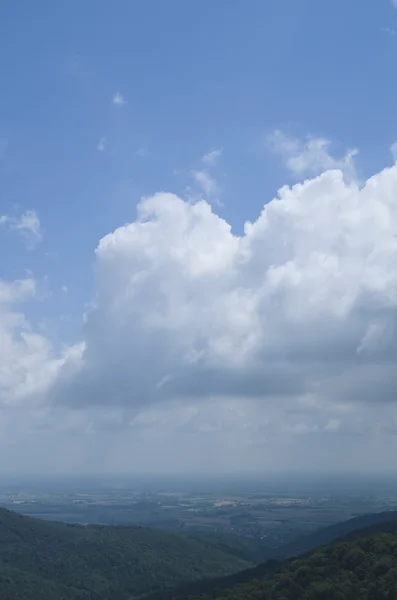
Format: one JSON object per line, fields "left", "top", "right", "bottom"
{"left": 202, "top": 148, "right": 223, "bottom": 166}
{"left": 112, "top": 92, "right": 126, "bottom": 105}
{"left": 52, "top": 158, "right": 397, "bottom": 426}
{"left": 0, "top": 277, "right": 36, "bottom": 304}
{"left": 191, "top": 148, "right": 223, "bottom": 204}
{"left": 267, "top": 130, "right": 358, "bottom": 179}
{"left": 4, "top": 150, "right": 397, "bottom": 473}
{"left": 61, "top": 285, "right": 68, "bottom": 294}
{"left": 97, "top": 137, "right": 106, "bottom": 152}
{"left": 0, "top": 210, "right": 42, "bottom": 248}
{"left": 0, "top": 277, "right": 81, "bottom": 409}
{"left": 14, "top": 210, "right": 42, "bottom": 246}
{"left": 192, "top": 170, "right": 218, "bottom": 198}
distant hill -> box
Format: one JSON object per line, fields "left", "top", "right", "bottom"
{"left": 276, "top": 509, "right": 397, "bottom": 559}
{"left": 0, "top": 507, "right": 251, "bottom": 599}
{"left": 145, "top": 510, "right": 397, "bottom": 600}
{"left": 172, "top": 518, "right": 397, "bottom": 600}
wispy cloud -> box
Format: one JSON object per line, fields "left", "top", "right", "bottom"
{"left": 190, "top": 148, "right": 224, "bottom": 205}
{"left": 192, "top": 170, "right": 218, "bottom": 198}
{"left": 136, "top": 145, "right": 150, "bottom": 158}
{"left": 202, "top": 148, "right": 223, "bottom": 166}
{"left": 267, "top": 130, "right": 358, "bottom": 180}
{"left": 381, "top": 26, "right": 396, "bottom": 36}
{"left": 97, "top": 137, "right": 106, "bottom": 152}
{"left": 390, "top": 142, "right": 397, "bottom": 161}
{"left": 0, "top": 210, "right": 42, "bottom": 248}
{"left": 112, "top": 92, "right": 126, "bottom": 106}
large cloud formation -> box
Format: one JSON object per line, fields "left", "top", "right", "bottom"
{"left": 59, "top": 166, "right": 397, "bottom": 411}
{"left": 2, "top": 159, "right": 397, "bottom": 473}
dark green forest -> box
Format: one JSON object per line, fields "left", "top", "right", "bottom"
{"left": 1, "top": 507, "right": 397, "bottom": 599}
{"left": 146, "top": 511, "right": 397, "bottom": 600}
{"left": 0, "top": 507, "right": 250, "bottom": 599}
{"left": 172, "top": 522, "right": 397, "bottom": 600}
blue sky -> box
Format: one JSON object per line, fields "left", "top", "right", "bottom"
{"left": 2, "top": 0, "right": 397, "bottom": 475}
{"left": 1, "top": 0, "right": 396, "bottom": 315}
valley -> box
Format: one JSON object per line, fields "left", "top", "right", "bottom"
{"left": 3, "top": 475, "right": 397, "bottom": 550}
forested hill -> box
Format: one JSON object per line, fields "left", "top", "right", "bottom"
{"left": 2, "top": 507, "right": 397, "bottom": 599}
{"left": 171, "top": 520, "right": 397, "bottom": 600}
{"left": 0, "top": 507, "right": 251, "bottom": 599}
{"left": 146, "top": 511, "right": 397, "bottom": 600}
{"left": 277, "top": 510, "right": 397, "bottom": 559}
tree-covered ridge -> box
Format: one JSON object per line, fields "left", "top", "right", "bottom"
{"left": 146, "top": 511, "right": 397, "bottom": 600}
{"left": 276, "top": 510, "right": 397, "bottom": 560}
{"left": 0, "top": 507, "right": 251, "bottom": 599}
{"left": 176, "top": 523, "right": 397, "bottom": 600}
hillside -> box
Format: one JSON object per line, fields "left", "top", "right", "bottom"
{"left": 277, "top": 510, "right": 397, "bottom": 559}
{"left": 0, "top": 564, "right": 91, "bottom": 600}
{"left": 168, "top": 520, "right": 397, "bottom": 600}
{"left": 2, "top": 507, "right": 397, "bottom": 599}
{"left": 146, "top": 511, "right": 397, "bottom": 600}
{"left": 179, "top": 530, "right": 271, "bottom": 564}
{"left": 0, "top": 507, "right": 251, "bottom": 599}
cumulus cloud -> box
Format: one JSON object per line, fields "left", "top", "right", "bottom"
{"left": 0, "top": 210, "right": 42, "bottom": 247}
{"left": 51, "top": 160, "right": 397, "bottom": 423}
{"left": 4, "top": 152, "right": 397, "bottom": 473}
{"left": 0, "top": 277, "right": 82, "bottom": 409}
{"left": 267, "top": 130, "right": 358, "bottom": 180}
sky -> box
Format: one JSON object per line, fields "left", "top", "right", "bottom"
{"left": 2, "top": 0, "right": 397, "bottom": 476}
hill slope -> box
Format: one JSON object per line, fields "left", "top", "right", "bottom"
{"left": 0, "top": 564, "right": 91, "bottom": 600}
{"left": 277, "top": 510, "right": 397, "bottom": 559}
{"left": 0, "top": 507, "right": 251, "bottom": 599}
{"left": 175, "top": 521, "right": 397, "bottom": 600}
{"left": 145, "top": 511, "right": 397, "bottom": 600}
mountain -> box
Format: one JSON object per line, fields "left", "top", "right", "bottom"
{"left": 0, "top": 507, "right": 251, "bottom": 599}
{"left": 172, "top": 520, "right": 397, "bottom": 600}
